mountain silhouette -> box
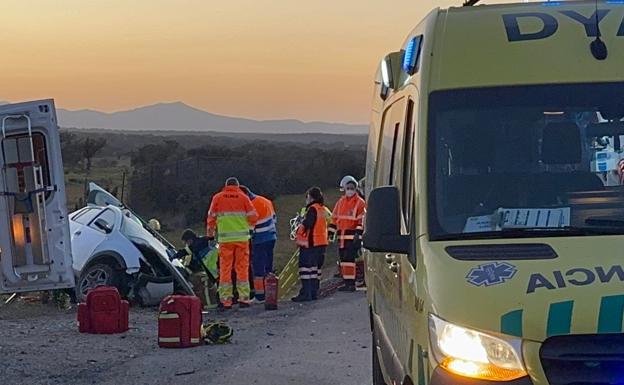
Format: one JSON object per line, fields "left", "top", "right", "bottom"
{"left": 56, "top": 102, "right": 367, "bottom": 134}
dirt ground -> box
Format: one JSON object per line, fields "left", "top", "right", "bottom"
{"left": 0, "top": 291, "right": 371, "bottom": 385}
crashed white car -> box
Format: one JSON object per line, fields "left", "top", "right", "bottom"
{"left": 70, "top": 183, "right": 193, "bottom": 304}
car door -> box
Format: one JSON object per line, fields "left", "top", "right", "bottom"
{"left": 69, "top": 207, "right": 109, "bottom": 272}
{"left": 0, "top": 100, "right": 75, "bottom": 293}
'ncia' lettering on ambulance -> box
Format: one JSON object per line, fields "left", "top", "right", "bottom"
{"left": 527, "top": 265, "right": 624, "bottom": 293}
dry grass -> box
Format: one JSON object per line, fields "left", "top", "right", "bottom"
{"left": 64, "top": 159, "right": 131, "bottom": 212}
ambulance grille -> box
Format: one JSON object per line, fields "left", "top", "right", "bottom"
{"left": 444, "top": 243, "right": 557, "bottom": 260}
{"left": 540, "top": 334, "right": 624, "bottom": 385}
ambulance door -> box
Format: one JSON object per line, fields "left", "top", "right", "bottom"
{"left": 0, "top": 100, "right": 74, "bottom": 293}
{"left": 371, "top": 95, "right": 408, "bottom": 383}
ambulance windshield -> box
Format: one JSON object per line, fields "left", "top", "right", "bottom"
{"left": 428, "top": 82, "right": 624, "bottom": 240}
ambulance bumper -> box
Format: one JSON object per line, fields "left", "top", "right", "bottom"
{"left": 430, "top": 368, "right": 533, "bottom": 385}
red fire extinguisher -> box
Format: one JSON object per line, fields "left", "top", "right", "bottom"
{"left": 264, "top": 272, "right": 278, "bottom": 311}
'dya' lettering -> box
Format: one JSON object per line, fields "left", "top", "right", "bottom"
{"left": 503, "top": 12, "right": 559, "bottom": 42}
{"left": 503, "top": 10, "right": 624, "bottom": 42}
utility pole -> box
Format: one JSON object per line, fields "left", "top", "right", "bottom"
{"left": 120, "top": 171, "right": 126, "bottom": 204}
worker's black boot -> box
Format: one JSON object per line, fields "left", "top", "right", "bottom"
{"left": 291, "top": 280, "right": 312, "bottom": 302}
{"left": 311, "top": 279, "right": 320, "bottom": 300}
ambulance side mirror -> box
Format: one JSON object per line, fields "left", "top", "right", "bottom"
{"left": 363, "top": 186, "right": 410, "bottom": 254}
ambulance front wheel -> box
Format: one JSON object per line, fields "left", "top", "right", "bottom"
{"left": 77, "top": 263, "right": 124, "bottom": 302}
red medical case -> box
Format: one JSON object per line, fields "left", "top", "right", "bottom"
{"left": 77, "top": 286, "right": 129, "bottom": 334}
{"left": 158, "top": 295, "right": 202, "bottom": 348}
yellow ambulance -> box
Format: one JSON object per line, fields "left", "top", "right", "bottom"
{"left": 363, "top": 1, "right": 624, "bottom": 385}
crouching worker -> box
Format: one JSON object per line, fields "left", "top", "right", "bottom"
{"left": 173, "top": 229, "right": 220, "bottom": 310}
{"left": 292, "top": 187, "right": 330, "bottom": 302}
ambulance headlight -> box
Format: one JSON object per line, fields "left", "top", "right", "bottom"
{"left": 428, "top": 314, "right": 527, "bottom": 381}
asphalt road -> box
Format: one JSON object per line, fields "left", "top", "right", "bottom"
{"left": 0, "top": 291, "right": 371, "bottom": 385}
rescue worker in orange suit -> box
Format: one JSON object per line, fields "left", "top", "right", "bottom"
{"left": 239, "top": 186, "right": 277, "bottom": 303}
{"left": 329, "top": 175, "right": 367, "bottom": 292}
{"left": 292, "top": 187, "right": 329, "bottom": 302}
{"left": 207, "top": 177, "right": 258, "bottom": 310}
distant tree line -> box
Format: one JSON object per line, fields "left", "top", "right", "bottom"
{"left": 60, "top": 128, "right": 367, "bottom": 160}
{"left": 60, "top": 132, "right": 107, "bottom": 172}
{"left": 128, "top": 140, "right": 365, "bottom": 225}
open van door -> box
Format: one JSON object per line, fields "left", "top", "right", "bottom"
{"left": 0, "top": 100, "right": 74, "bottom": 293}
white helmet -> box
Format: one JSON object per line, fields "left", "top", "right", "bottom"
{"left": 148, "top": 218, "right": 161, "bottom": 231}
{"left": 339, "top": 175, "right": 358, "bottom": 190}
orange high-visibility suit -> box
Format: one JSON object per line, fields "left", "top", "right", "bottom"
{"left": 329, "top": 194, "right": 366, "bottom": 287}
{"left": 207, "top": 186, "right": 258, "bottom": 307}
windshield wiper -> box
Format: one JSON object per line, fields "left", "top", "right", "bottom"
{"left": 439, "top": 226, "right": 624, "bottom": 241}
{"left": 585, "top": 216, "right": 624, "bottom": 227}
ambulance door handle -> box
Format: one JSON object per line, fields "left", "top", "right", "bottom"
{"left": 389, "top": 262, "right": 400, "bottom": 273}
{"left": 384, "top": 254, "right": 395, "bottom": 264}
{"left": 74, "top": 231, "right": 81, "bottom": 236}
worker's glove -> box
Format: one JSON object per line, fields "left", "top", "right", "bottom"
{"left": 169, "top": 249, "right": 183, "bottom": 261}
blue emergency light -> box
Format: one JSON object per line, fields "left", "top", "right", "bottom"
{"left": 402, "top": 35, "right": 423, "bottom": 75}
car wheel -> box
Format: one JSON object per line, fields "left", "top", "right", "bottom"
{"left": 77, "top": 263, "right": 119, "bottom": 302}
{"left": 372, "top": 328, "right": 388, "bottom": 385}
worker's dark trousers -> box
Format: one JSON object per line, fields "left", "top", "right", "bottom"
{"left": 339, "top": 243, "right": 358, "bottom": 288}
{"left": 251, "top": 240, "right": 276, "bottom": 301}
{"left": 298, "top": 246, "right": 326, "bottom": 300}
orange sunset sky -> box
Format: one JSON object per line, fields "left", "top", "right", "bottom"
{"left": 2, "top": 0, "right": 515, "bottom": 124}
